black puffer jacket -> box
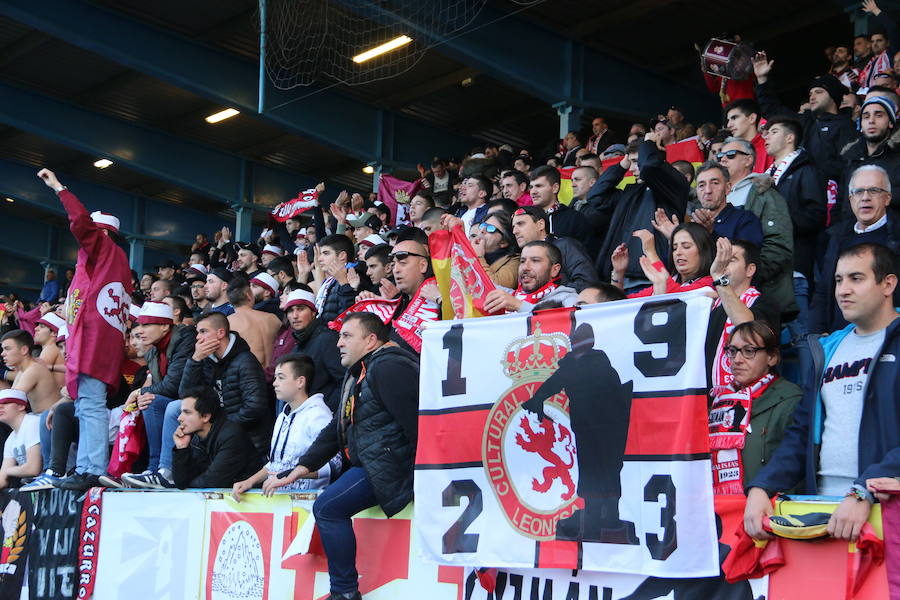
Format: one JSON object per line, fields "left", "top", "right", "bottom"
{"left": 172, "top": 417, "right": 263, "bottom": 489}
{"left": 142, "top": 324, "right": 196, "bottom": 400}
{"left": 178, "top": 333, "right": 272, "bottom": 458}
{"left": 292, "top": 319, "right": 345, "bottom": 411}
{"left": 297, "top": 343, "right": 419, "bottom": 517}
{"left": 588, "top": 141, "right": 689, "bottom": 280}
{"left": 546, "top": 234, "right": 599, "bottom": 292}
{"left": 772, "top": 148, "right": 827, "bottom": 280}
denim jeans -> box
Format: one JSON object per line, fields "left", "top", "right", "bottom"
{"left": 142, "top": 394, "right": 176, "bottom": 472}
{"left": 159, "top": 399, "right": 182, "bottom": 472}
{"left": 312, "top": 466, "right": 378, "bottom": 595}
{"left": 38, "top": 410, "right": 50, "bottom": 468}
{"left": 74, "top": 374, "right": 110, "bottom": 476}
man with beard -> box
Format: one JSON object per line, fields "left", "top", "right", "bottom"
{"left": 838, "top": 96, "right": 900, "bottom": 222}
{"left": 204, "top": 268, "right": 235, "bottom": 316}
{"left": 830, "top": 44, "right": 860, "bottom": 91}
{"left": 753, "top": 54, "right": 858, "bottom": 196}
{"left": 483, "top": 241, "right": 578, "bottom": 313}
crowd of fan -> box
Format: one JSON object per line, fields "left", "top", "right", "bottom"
{"left": 1, "top": 4, "right": 900, "bottom": 598}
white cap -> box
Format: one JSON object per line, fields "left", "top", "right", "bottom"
{"left": 90, "top": 211, "right": 120, "bottom": 232}
{"left": 137, "top": 301, "right": 174, "bottom": 325}
{"left": 0, "top": 389, "right": 27, "bottom": 406}
{"left": 186, "top": 263, "right": 208, "bottom": 277}
{"left": 56, "top": 324, "right": 68, "bottom": 343}
{"left": 36, "top": 312, "right": 66, "bottom": 334}
{"left": 250, "top": 272, "right": 279, "bottom": 297}
{"left": 282, "top": 289, "right": 316, "bottom": 312}
{"left": 359, "top": 233, "right": 386, "bottom": 248}
{"left": 262, "top": 244, "right": 282, "bottom": 257}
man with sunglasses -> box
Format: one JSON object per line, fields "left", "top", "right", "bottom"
{"left": 811, "top": 164, "right": 900, "bottom": 333}
{"left": 719, "top": 137, "right": 798, "bottom": 323}
{"left": 472, "top": 215, "right": 519, "bottom": 289}
{"left": 744, "top": 241, "right": 900, "bottom": 545}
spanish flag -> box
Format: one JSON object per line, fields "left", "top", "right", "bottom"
{"left": 429, "top": 225, "right": 501, "bottom": 320}
{"left": 558, "top": 166, "right": 576, "bottom": 205}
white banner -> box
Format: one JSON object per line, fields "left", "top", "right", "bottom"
{"left": 415, "top": 292, "right": 718, "bottom": 577}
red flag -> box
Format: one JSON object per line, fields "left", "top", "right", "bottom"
{"left": 271, "top": 188, "right": 319, "bottom": 222}
{"left": 378, "top": 174, "right": 423, "bottom": 226}
{"left": 666, "top": 136, "right": 705, "bottom": 163}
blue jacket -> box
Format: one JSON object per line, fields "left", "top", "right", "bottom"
{"left": 749, "top": 313, "right": 900, "bottom": 495}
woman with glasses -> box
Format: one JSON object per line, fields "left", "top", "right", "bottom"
{"left": 709, "top": 320, "right": 802, "bottom": 493}
{"left": 612, "top": 222, "right": 714, "bottom": 297}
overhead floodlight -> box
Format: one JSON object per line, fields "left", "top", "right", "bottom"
{"left": 362, "top": 165, "right": 376, "bottom": 174}
{"left": 205, "top": 108, "right": 240, "bottom": 123}
{"left": 353, "top": 35, "right": 413, "bottom": 64}
{"left": 4, "top": 197, "right": 13, "bottom": 203}
{"left": 93, "top": 159, "right": 113, "bottom": 169}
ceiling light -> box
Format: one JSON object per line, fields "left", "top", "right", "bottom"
{"left": 205, "top": 108, "right": 240, "bottom": 123}
{"left": 353, "top": 35, "right": 413, "bottom": 64}
{"left": 4, "top": 197, "right": 13, "bottom": 203}
{"left": 93, "top": 159, "right": 113, "bottom": 169}
{"left": 362, "top": 165, "right": 375, "bottom": 174}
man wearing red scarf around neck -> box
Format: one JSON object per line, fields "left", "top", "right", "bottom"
{"left": 37, "top": 169, "right": 133, "bottom": 491}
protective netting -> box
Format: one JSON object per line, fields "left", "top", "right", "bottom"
{"left": 261, "top": 0, "right": 541, "bottom": 90}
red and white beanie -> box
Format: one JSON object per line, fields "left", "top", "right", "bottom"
{"left": 262, "top": 244, "right": 283, "bottom": 258}
{"left": 0, "top": 389, "right": 27, "bottom": 406}
{"left": 137, "top": 301, "right": 174, "bottom": 325}
{"left": 186, "top": 263, "right": 208, "bottom": 278}
{"left": 283, "top": 289, "right": 317, "bottom": 312}
{"left": 36, "top": 312, "right": 66, "bottom": 334}
{"left": 90, "top": 211, "right": 120, "bottom": 233}
{"left": 359, "top": 233, "right": 386, "bottom": 248}
{"left": 250, "top": 272, "right": 279, "bottom": 297}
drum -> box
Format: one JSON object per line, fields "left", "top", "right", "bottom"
{"left": 701, "top": 38, "right": 755, "bottom": 80}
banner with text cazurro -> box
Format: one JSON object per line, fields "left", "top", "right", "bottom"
{"left": 415, "top": 291, "right": 718, "bottom": 577}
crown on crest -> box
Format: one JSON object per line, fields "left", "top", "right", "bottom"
{"left": 501, "top": 323, "right": 571, "bottom": 381}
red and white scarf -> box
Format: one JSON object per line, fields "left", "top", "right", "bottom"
{"left": 328, "top": 278, "right": 440, "bottom": 353}
{"left": 514, "top": 278, "right": 559, "bottom": 308}
{"left": 711, "top": 287, "right": 761, "bottom": 390}
{"left": 709, "top": 373, "right": 776, "bottom": 495}
{"left": 859, "top": 51, "right": 893, "bottom": 89}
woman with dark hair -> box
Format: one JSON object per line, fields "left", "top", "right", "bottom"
{"left": 709, "top": 320, "right": 801, "bottom": 494}
{"left": 612, "top": 222, "right": 714, "bottom": 297}
{"left": 469, "top": 210, "right": 520, "bottom": 289}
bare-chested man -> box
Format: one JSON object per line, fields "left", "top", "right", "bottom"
{"left": 226, "top": 278, "right": 281, "bottom": 370}
{"left": 34, "top": 313, "right": 66, "bottom": 388}
{"left": 1, "top": 330, "right": 58, "bottom": 415}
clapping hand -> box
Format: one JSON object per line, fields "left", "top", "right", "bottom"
{"left": 650, "top": 208, "right": 679, "bottom": 240}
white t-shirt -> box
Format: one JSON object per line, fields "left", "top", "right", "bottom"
{"left": 432, "top": 173, "right": 449, "bottom": 194}
{"left": 817, "top": 328, "right": 886, "bottom": 495}
{"left": 3, "top": 413, "right": 41, "bottom": 466}
{"left": 265, "top": 394, "right": 336, "bottom": 491}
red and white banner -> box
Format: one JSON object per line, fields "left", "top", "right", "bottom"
{"left": 415, "top": 291, "right": 718, "bottom": 577}
{"left": 378, "top": 174, "right": 422, "bottom": 226}
{"left": 77, "top": 487, "right": 103, "bottom": 599}
{"left": 271, "top": 189, "right": 319, "bottom": 222}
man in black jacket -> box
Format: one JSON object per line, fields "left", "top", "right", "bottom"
{"left": 172, "top": 386, "right": 262, "bottom": 489}
{"left": 811, "top": 164, "right": 900, "bottom": 333}
{"left": 178, "top": 311, "right": 272, "bottom": 458}
{"left": 753, "top": 56, "right": 858, "bottom": 192}
{"left": 125, "top": 301, "right": 197, "bottom": 486}
{"left": 511, "top": 206, "right": 598, "bottom": 292}
{"left": 587, "top": 137, "right": 689, "bottom": 290}
{"left": 283, "top": 289, "right": 344, "bottom": 411}
{"left": 529, "top": 166, "right": 593, "bottom": 250}
{"left": 315, "top": 234, "right": 369, "bottom": 323}
{"left": 268, "top": 312, "right": 419, "bottom": 600}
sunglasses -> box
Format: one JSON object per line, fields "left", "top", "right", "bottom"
{"left": 388, "top": 250, "right": 429, "bottom": 262}
{"left": 716, "top": 149, "right": 751, "bottom": 160}
{"left": 479, "top": 223, "right": 501, "bottom": 234}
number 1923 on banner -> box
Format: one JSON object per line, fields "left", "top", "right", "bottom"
{"left": 414, "top": 291, "right": 720, "bottom": 578}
